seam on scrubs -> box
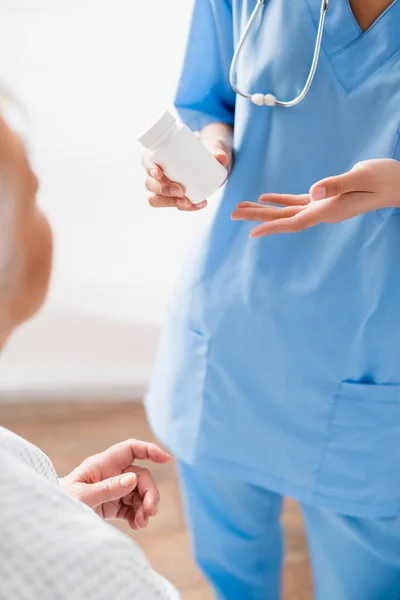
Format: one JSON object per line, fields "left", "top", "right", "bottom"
{"left": 311, "top": 385, "right": 341, "bottom": 500}
{"left": 330, "top": 49, "right": 400, "bottom": 94}
{"left": 180, "top": 448, "right": 400, "bottom": 518}
{"left": 190, "top": 328, "right": 212, "bottom": 461}
{"left": 392, "top": 130, "right": 400, "bottom": 159}
{"left": 343, "top": 0, "right": 362, "bottom": 35}
{"left": 331, "top": 0, "right": 400, "bottom": 60}
{"left": 174, "top": 107, "right": 235, "bottom": 134}
{"left": 376, "top": 209, "right": 386, "bottom": 223}
{"left": 305, "top": 0, "right": 400, "bottom": 93}
{"left": 303, "top": 0, "right": 348, "bottom": 94}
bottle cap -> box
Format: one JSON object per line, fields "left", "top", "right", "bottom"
{"left": 138, "top": 111, "right": 176, "bottom": 149}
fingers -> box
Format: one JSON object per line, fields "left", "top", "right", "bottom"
{"left": 213, "top": 148, "right": 231, "bottom": 171}
{"left": 126, "top": 500, "right": 147, "bottom": 531}
{"left": 142, "top": 158, "right": 207, "bottom": 211}
{"left": 238, "top": 191, "right": 378, "bottom": 238}
{"left": 258, "top": 193, "right": 310, "bottom": 206}
{"left": 145, "top": 166, "right": 193, "bottom": 210}
{"left": 90, "top": 438, "right": 171, "bottom": 477}
{"left": 231, "top": 197, "right": 320, "bottom": 238}
{"left": 198, "top": 123, "right": 233, "bottom": 155}
{"left": 120, "top": 465, "right": 161, "bottom": 530}
{"left": 127, "top": 438, "right": 171, "bottom": 464}
{"left": 108, "top": 438, "right": 171, "bottom": 469}
{"left": 115, "top": 503, "right": 140, "bottom": 530}
{"left": 249, "top": 200, "right": 329, "bottom": 238}
{"left": 310, "top": 166, "right": 370, "bottom": 201}
{"left": 132, "top": 504, "right": 148, "bottom": 530}
{"left": 131, "top": 465, "right": 161, "bottom": 517}
{"left": 145, "top": 176, "right": 185, "bottom": 199}
{"left": 79, "top": 472, "right": 138, "bottom": 508}
{"left": 148, "top": 194, "right": 207, "bottom": 211}
{"left": 232, "top": 162, "right": 381, "bottom": 238}
{"left": 214, "top": 149, "right": 229, "bottom": 164}
{"left": 140, "top": 155, "right": 163, "bottom": 180}
{"left": 232, "top": 202, "right": 303, "bottom": 222}
{"left": 119, "top": 490, "right": 147, "bottom": 530}
{"left": 147, "top": 195, "right": 181, "bottom": 209}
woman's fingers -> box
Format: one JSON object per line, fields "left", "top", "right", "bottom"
{"left": 145, "top": 168, "right": 193, "bottom": 209}
{"left": 250, "top": 210, "right": 319, "bottom": 237}
{"left": 249, "top": 199, "right": 332, "bottom": 237}
{"left": 213, "top": 148, "right": 231, "bottom": 168}
{"left": 134, "top": 504, "right": 148, "bottom": 529}
{"left": 258, "top": 193, "right": 310, "bottom": 206}
{"left": 121, "top": 489, "right": 148, "bottom": 530}
{"left": 140, "top": 156, "right": 164, "bottom": 180}
{"left": 148, "top": 165, "right": 163, "bottom": 181}
{"left": 128, "top": 493, "right": 147, "bottom": 530}
{"left": 250, "top": 192, "right": 379, "bottom": 237}
{"left": 142, "top": 159, "right": 207, "bottom": 210}
{"left": 231, "top": 199, "right": 327, "bottom": 237}
{"left": 145, "top": 176, "right": 185, "bottom": 198}
{"left": 175, "top": 199, "right": 207, "bottom": 211}
{"left": 199, "top": 134, "right": 233, "bottom": 176}
{"left": 310, "top": 165, "right": 371, "bottom": 201}
{"left": 232, "top": 202, "right": 304, "bottom": 222}
{"left": 147, "top": 194, "right": 178, "bottom": 208}
{"left": 132, "top": 465, "right": 161, "bottom": 517}
{"left": 122, "top": 465, "right": 161, "bottom": 530}
{"left": 148, "top": 195, "right": 207, "bottom": 210}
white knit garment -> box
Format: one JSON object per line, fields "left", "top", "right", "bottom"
{"left": 0, "top": 427, "right": 179, "bottom": 600}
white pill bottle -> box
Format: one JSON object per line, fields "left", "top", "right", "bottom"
{"left": 139, "top": 111, "right": 227, "bottom": 205}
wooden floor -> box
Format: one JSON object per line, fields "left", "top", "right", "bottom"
{"left": 0, "top": 400, "right": 313, "bottom": 599}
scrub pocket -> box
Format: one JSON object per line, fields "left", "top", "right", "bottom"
{"left": 378, "top": 130, "right": 400, "bottom": 219}
{"left": 315, "top": 381, "right": 400, "bottom": 506}
{"left": 145, "top": 312, "right": 209, "bottom": 463}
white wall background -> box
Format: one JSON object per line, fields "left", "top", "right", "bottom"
{"left": 0, "top": 0, "right": 211, "bottom": 397}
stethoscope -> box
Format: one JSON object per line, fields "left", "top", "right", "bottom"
{"left": 229, "top": 0, "right": 330, "bottom": 107}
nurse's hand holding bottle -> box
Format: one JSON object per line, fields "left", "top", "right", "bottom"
{"left": 142, "top": 123, "right": 233, "bottom": 211}
{"left": 232, "top": 158, "right": 400, "bottom": 236}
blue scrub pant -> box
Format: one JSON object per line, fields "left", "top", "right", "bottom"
{"left": 178, "top": 461, "right": 400, "bottom": 600}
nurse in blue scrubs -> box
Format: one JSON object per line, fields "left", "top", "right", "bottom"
{"left": 143, "top": 1, "right": 400, "bottom": 598}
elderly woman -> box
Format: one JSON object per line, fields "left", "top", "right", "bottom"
{"left": 0, "top": 114, "right": 178, "bottom": 599}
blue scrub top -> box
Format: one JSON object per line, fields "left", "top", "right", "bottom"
{"left": 145, "top": 0, "right": 400, "bottom": 518}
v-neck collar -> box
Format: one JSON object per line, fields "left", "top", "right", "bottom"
{"left": 305, "top": 0, "right": 400, "bottom": 91}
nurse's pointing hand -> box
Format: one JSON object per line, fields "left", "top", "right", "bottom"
{"left": 231, "top": 159, "right": 400, "bottom": 237}
{"left": 60, "top": 439, "right": 171, "bottom": 530}
{"left": 142, "top": 123, "right": 233, "bottom": 211}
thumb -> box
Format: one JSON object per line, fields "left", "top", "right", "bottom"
{"left": 213, "top": 148, "right": 230, "bottom": 167}
{"left": 310, "top": 168, "right": 364, "bottom": 201}
{"left": 83, "top": 473, "right": 137, "bottom": 507}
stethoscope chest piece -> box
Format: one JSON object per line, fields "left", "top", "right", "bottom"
{"left": 251, "top": 93, "right": 277, "bottom": 107}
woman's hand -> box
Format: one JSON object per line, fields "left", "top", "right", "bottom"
{"left": 231, "top": 159, "right": 400, "bottom": 238}
{"left": 60, "top": 439, "right": 171, "bottom": 530}
{"left": 142, "top": 122, "right": 233, "bottom": 211}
